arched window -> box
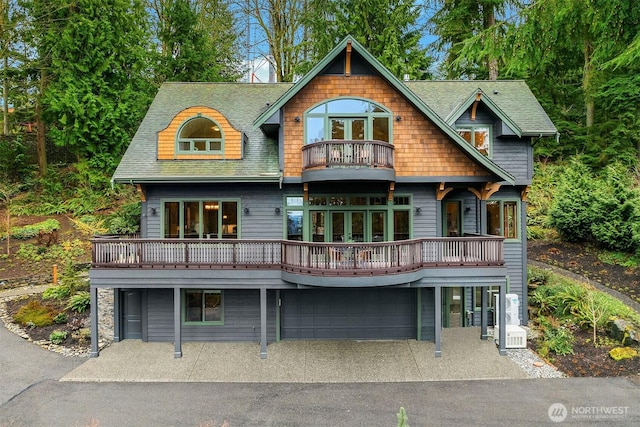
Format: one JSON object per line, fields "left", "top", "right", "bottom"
{"left": 304, "top": 98, "right": 392, "bottom": 144}
{"left": 176, "top": 116, "right": 223, "bottom": 153}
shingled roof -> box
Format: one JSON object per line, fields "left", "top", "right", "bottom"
{"left": 114, "top": 40, "right": 555, "bottom": 185}
{"left": 405, "top": 80, "right": 557, "bottom": 136}
{"left": 113, "top": 82, "right": 292, "bottom": 184}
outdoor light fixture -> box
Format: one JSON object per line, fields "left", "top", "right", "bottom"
{"left": 415, "top": 207, "right": 422, "bottom": 212}
{"left": 151, "top": 208, "right": 157, "bottom": 215}
{"left": 275, "top": 207, "right": 281, "bottom": 214}
{"left": 294, "top": 116, "right": 301, "bottom": 122}
{"left": 244, "top": 207, "right": 250, "bottom": 214}
{"left": 395, "top": 115, "right": 402, "bottom": 122}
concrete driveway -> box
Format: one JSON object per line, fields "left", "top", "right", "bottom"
{"left": 61, "top": 328, "right": 528, "bottom": 383}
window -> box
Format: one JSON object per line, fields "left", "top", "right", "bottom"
{"left": 184, "top": 290, "right": 223, "bottom": 323}
{"left": 457, "top": 125, "right": 490, "bottom": 156}
{"left": 177, "top": 117, "right": 223, "bottom": 153}
{"left": 486, "top": 200, "right": 518, "bottom": 239}
{"left": 163, "top": 200, "right": 238, "bottom": 239}
{"left": 305, "top": 98, "right": 391, "bottom": 144}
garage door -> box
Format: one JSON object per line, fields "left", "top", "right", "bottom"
{"left": 281, "top": 288, "right": 416, "bottom": 340}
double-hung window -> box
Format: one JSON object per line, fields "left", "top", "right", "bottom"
{"left": 486, "top": 200, "right": 518, "bottom": 239}
{"left": 457, "top": 125, "right": 491, "bottom": 156}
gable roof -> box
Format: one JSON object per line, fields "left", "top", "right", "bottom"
{"left": 113, "top": 82, "right": 291, "bottom": 184}
{"left": 405, "top": 80, "right": 557, "bottom": 137}
{"left": 253, "top": 36, "right": 517, "bottom": 185}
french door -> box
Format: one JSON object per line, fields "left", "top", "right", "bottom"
{"left": 311, "top": 210, "right": 386, "bottom": 243}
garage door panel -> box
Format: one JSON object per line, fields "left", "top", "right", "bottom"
{"left": 281, "top": 289, "right": 416, "bottom": 340}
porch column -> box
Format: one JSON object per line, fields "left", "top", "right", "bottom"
{"left": 260, "top": 288, "right": 267, "bottom": 359}
{"left": 174, "top": 287, "right": 182, "bottom": 358}
{"left": 480, "top": 286, "right": 488, "bottom": 340}
{"left": 89, "top": 286, "right": 99, "bottom": 357}
{"left": 498, "top": 280, "right": 506, "bottom": 355}
{"left": 434, "top": 286, "right": 442, "bottom": 357}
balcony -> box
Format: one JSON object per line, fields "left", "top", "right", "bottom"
{"left": 301, "top": 140, "right": 395, "bottom": 182}
{"left": 92, "top": 236, "right": 504, "bottom": 276}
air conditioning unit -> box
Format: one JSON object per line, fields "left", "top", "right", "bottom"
{"left": 494, "top": 293, "right": 520, "bottom": 326}
{"left": 494, "top": 325, "right": 527, "bottom": 348}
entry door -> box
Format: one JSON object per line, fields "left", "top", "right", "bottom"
{"left": 331, "top": 211, "right": 366, "bottom": 242}
{"left": 444, "top": 201, "right": 462, "bottom": 237}
{"left": 443, "top": 287, "right": 464, "bottom": 328}
{"left": 123, "top": 290, "right": 142, "bottom": 339}
{"left": 330, "top": 118, "right": 366, "bottom": 140}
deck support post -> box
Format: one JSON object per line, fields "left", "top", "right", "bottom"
{"left": 260, "top": 288, "right": 268, "bottom": 359}
{"left": 89, "top": 286, "right": 99, "bottom": 357}
{"left": 498, "top": 281, "right": 507, "bottom": 355}
{"left": 174, "top": 287, "right": 182, "bottom": 358}
{"left": 480, "top": 286, "right": 489, "bottom": 340}
{"left": 434, "top": 286, "right": 442, "bottom": 357}
{"left": 113, "top": 289, "right": 121, "bottom": 342}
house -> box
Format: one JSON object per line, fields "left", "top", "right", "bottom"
{"left": 89, "top": 37, "right": 557, "bottom": 359}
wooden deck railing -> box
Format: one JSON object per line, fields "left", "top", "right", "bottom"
{"left": 92, "top": 236, "right": 504, "bottom": 275}
{"left": 302, "top": 140, "right": 394, "bottom": 170}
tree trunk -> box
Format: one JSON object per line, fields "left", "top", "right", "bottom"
{"left": 483, "top": 4, "right": 498, "bottom": 80}
{"left": 36, "top": 69, "right": 47, "bottom": 177}
{"left": 583, "top": 40, "right": 595, "bottom": 128}
{"left": 3, "top": 56, "right": 8, "bottom": 135}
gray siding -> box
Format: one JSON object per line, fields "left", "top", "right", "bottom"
{"left": 400, "top": 184, "right": 437, "bottom": 238}
{"left": 144, "top": 183, "right": 287, "bottom": 240}
{"left": 455, "top": 106, "right": 531, "bottom": 184}
{"left": 146, "top": 289, "right": 277, "bottom": 342}
{"left": 420, "top": 287, "right": 435, "bottom": 341}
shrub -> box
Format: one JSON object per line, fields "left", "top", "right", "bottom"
{"left": 53, "top": 312, "right": 67, "bottom": 324}
{"left": 42, "top": 285, "right": 71, "bottom": 301}
{"left": 67, "top": 291, "right": 91, "bottom": 313}
{"left": 49, "top": 330, "right": 68, "bottom": 345}
{"left": 14, "top": 300, "right": 56, "bottom": 327}
{"left": 537, "top": 316, "right": 575, "bottom": 357}
{"left": 72, "top": 327, "right": 91, "bottom": 343}
{"left": 8, "top": 219, "right": 60, "bottom": 240}
{"left": 105, "top": 201, "right": 140, "bottom": 235}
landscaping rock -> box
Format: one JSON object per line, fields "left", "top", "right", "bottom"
{"left": 608, "top": 318, "right": 640, "bottom": 346}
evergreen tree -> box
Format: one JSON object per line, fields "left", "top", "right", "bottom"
{"left": 152, "top": 0, "right": 241, "bottom": 83}
{"left": 28, "top": 0, "right": 154, "bottom": 172}
{"left": 302, "top": 0, "right": 432, "bottom": 80}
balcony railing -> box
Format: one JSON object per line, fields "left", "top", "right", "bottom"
{"left": 92, "top": 236, "right": 504, "bottom": 276}
{"left": 302, "top": 140, "right": 394, "bottom": 170}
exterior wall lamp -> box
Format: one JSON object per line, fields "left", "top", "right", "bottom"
{"left": 415, "top": 207, "right": 422, "bottom": 213}
{"left": 244, "top": 207, "right": 250, "bottom": 214}
{"left": 275, "top": 207, "right": 281, "bottom": 214}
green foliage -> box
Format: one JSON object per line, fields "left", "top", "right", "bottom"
{"left": 42, "top": 285, "right": 71, "bottom": 301}
{"left": 4, "top": 219, "right": 60, "bottom": 240}
{"left": 0, "top": 136, "right": 31, "bottom": 181}
{"left": 49, "top": 330, "right": 68, "bottom": 345}
{"left": 301, "top": 0, "right": 432, "bottom": 80}
{"left": 105, "top": 202, "right": 140, "bottom": 235}
{"left": 33, "top": 0, "right": 154, "bottom": 172}
{"left": 16, "top": 239, "right": 87, "bottom": 265}
{"left": 547, "top": 159, "right": 640, "bottom": 254}
{"left": 537, "top": 316, "right": 575, "bottom": 357}
{"left": 66, "top": 291, "right": 91, "bottom": 313}
{"left": 154, "top": 0, "right": 241, "bottom": 83}
{"left": 397, "top": 406, "right": 410, "bottom": 427}
{"left": 598, "top": 251, "right": 640, "bottom": 269}
{"left": 53, "top": 312, "right": 67, "bottom": 324}
{"left": 14, "top": 299, "right": 55, "bottom": 327}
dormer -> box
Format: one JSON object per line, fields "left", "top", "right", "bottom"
{"left": 157, "top": 106, "right": 244, "bottom": 160}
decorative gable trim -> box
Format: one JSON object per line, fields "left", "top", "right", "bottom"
{"left": 157, "top": 106, "right": 242, "bottom": 160}
{"left": 252, "top": 36, "right": 516, "bottom": 185}
{"left": 446, "top": 89, "right": 522, "bottom": 137}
